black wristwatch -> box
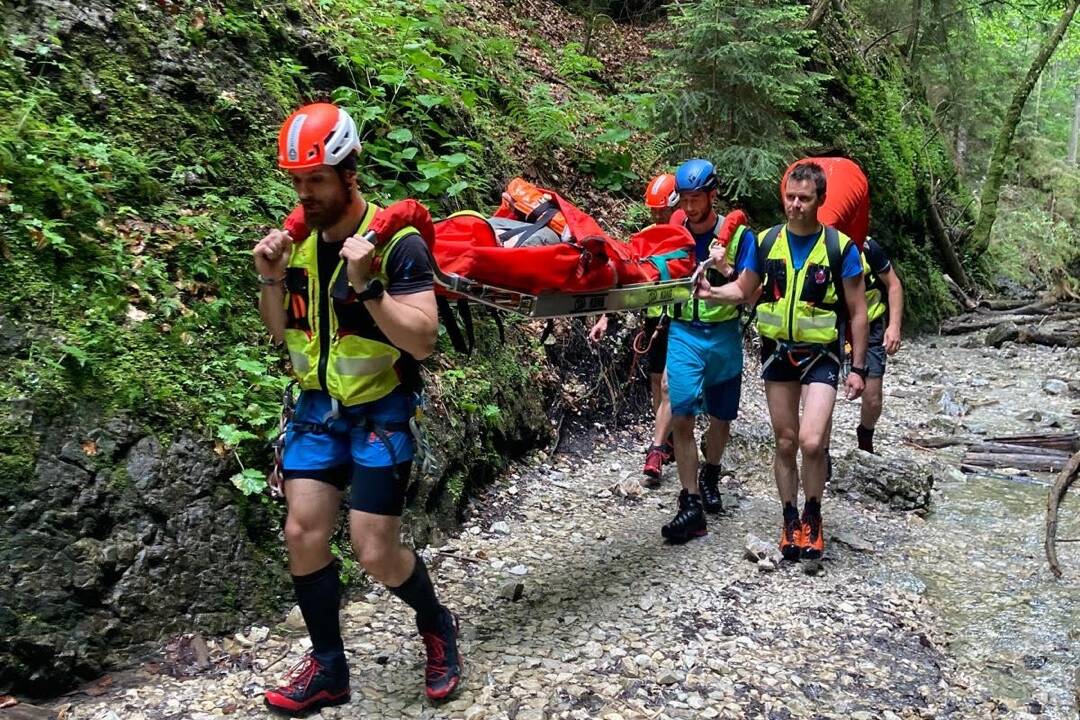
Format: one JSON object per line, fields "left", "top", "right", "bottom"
{"left": 355, "top": 278, "right": 385, "bottom": 303}
{"left": 850, "top": 365, "right": 869, "bottom": 378}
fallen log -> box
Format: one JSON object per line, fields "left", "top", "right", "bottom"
{"left": 942, "top": 313, "right": 1080, "bottom": 335}
{"left": 943, "top": 273, "right": 978, "bottom": 311}
{"left": 1046, "top": 450, "right": 1080, "bottom": 578}
{"left": 980, "top": 298, "right": 1037, "bottom": 311}
{"left": 903, "top": 434, "right": 970, "bottom": 449}
{"left": 967, "top": 441, "right": 1073, "bottom": 457}
{"left": 1016, "top": 326, "right": 1080, "bottom": 348}
{"left": 962, "top": 451, "right": 1070, "bottom": 473}
{"left": 985, "top": 432, "right": 1079, "bottom": 453}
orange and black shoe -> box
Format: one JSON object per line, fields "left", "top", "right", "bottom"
{"left": 801, "top": 511, "right": 824, "bottom": 561}
{"left": 643, "top": 445, "right": 665, "bottom": 480}
{"left": 264, "top": 654, "right": 350, "bottom": 716}
{"left": 779, "top": 512, "right": 804, "bottom": 562}
{"left": 420, "top": 606, "right": 463, "bottom": 702}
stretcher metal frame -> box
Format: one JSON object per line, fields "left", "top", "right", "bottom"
{"left": 367, "top": 229, "right": 713, "bottom": 319}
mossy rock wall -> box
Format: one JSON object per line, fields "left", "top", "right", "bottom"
{"left": 0, "top": 0, "right": 553, "bottom": 695}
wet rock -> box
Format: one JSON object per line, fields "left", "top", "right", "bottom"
{"left": 498, "top": 581, "right": 525, "bottom": 602}
{"left": 490, "top": 521, "right": 511, "bottom": 536}
{"left": 656, "top": 669, "right": 680, "bottom": 685}
{"left": 831, "top": 532, "right": 875, "bottom": 553}
{"left": 0, "top": 414, "right": 288, "bottom": 695}
{"left": 831, "top": 449, "right": 934, "bottom": 511}
{"left": 985, "top": 321, "right": 1019, "bottom": 348}
{"left": 284, "top": 605, "right": 306, "bottom": 631}
{"left": 1042, "top": 379, "right": 1068, "bottom": 396}
{"left": 932, "top": 388, "right": 970, "bottom": 417}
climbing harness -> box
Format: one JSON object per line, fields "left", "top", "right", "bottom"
{"left": 268, "top": 383, "right": 440, "bottom": 503}
{"left": 760, "top": 340, "right": 842, "bottom": 382}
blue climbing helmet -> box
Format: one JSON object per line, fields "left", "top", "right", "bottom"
{"left": 675, "top": 158, "right": 718, "bottom": 193}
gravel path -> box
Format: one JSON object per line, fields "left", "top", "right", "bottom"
{"left": 51, "top": 333, "right": 1080, "bottom": 720}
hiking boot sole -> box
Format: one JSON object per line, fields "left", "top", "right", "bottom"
{"left": 265, "top": 690, "right": 351, "bottom": 717}
{"left": 800, "top": 548, "right": 823, "bottom": 561}
{"left": 661, "top": 527, "right": 707, "bottom": 544}
{"left": 780, "top": 545, "right": 802, "bottom": 562}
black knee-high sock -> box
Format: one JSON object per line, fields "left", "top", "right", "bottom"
{"left": 857, "top": 424, "right": 875, "bottom": 453}
{"left": 783, "top": 501, "right": 799, "bottom": 524}
{"left": 293, "top": 562, "right": 345, "bottom": 667}
{"left": 388, "top": 552, "right": 442, "bottom": 632}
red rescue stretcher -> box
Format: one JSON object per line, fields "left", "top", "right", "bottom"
{"left": 283, "top": 188, "right": 749, "bottom": 319}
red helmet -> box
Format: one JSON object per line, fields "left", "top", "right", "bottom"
{"left": 644, "top": 173, "right": 679, "bottom": 209}
{"left": 277, "top": 103, "right": 360, "bottom": 170}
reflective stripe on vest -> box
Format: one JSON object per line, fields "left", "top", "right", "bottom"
{"left": 283, "top": 202, "right": 418, "bottom": 406}
{"left": 675, "top": 224, "right": 745, "bottom": 324}
{"left": 755, "top": 225, "right": 852, "bottom": 345}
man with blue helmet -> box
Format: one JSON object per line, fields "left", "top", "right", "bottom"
{"left": 660, "top": 159, "right": 757, "bottom": 543}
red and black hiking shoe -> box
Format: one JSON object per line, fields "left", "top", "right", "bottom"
{"left": 643, "top": 446, "right": 665, "bottom": 479}
{"left": 420, "top": 607, "right": 463, "bottom": 702}
{"left": 660, "top": 441, "right": 675, "bottom": 465}
{"left": 264, "top": 654, "right": 350, "bottom": 716}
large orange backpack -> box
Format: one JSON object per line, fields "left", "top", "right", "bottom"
{"left": 496, "top": 178, "right": 570, "bottom": 240}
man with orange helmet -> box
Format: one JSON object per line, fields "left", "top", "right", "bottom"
{"left": 253, "top": 103, "right": 461, "bottom": 714}
{"left": 589, "top": 173, "right": 682, "bottom": 481}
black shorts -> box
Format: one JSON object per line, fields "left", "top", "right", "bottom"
{"left": 760, "top": 338, "right": 841, "bottom": 387}
{"left": 284, "top": 462, "right": 414, "bottom": 516}
{"left": 866, "top": 318, "right": 887, "bottom": 379}
{"left": 642, "top": 315, "right": 670, "bottom": 374}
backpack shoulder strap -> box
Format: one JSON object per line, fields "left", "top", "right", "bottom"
{"left": 756, "top": 224, "right": 783, "bottom": 276}
{"left": 824, "top": 226, "right": 848, "bottom": 319}
{"left": 436, "top": 295, "right": 472, "bottom": 354}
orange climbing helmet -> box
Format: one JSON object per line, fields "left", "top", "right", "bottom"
{"left": 277, "top": 103, "right": 361, "bottom": 170}
{"left": 644, "top": 173, "right": 680, "bottom": 209}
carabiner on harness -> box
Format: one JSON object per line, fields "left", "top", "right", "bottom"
{"left": 268, "top": 380, "right": 299, "bottom": 498}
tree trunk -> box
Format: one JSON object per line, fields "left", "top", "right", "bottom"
{"left": 1068, "top": 83, "right": 1080, "bottom": 165}
{"left": 905, "top": 0, "right": 923, "bottom": 64}
{"left": 926, "top": 195, "right": 972, "bottom": 289}
{"left": 967, "top": 0, "right": 1080, "bottom": 258}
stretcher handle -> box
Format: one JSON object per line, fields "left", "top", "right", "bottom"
{"left": 688, "top": 257, "right": 716, "bottom": 294}
{"left": 363, "top": 229, "right": 476, "bottom": 294}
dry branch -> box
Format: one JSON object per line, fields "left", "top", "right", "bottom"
{"left": 1046, "top": 450, "right": 1080, "bottom": 578}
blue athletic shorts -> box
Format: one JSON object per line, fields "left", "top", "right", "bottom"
{"left": 666, "top": 319, "right": 743, "bottom": 420}
{"left": 282, "top": 389, "right": 416, "bottom": 515}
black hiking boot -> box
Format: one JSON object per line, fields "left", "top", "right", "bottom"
{"left": 419, "top": 606, "right": 462, "bottom": 702}
{"left": 698, "top": 463, "right": 723, "bottom": 514}
{"left": 661, "top": 492, "right": 707, "bottom": 543}
{"left": 264, "top": 653, "right": 350, "bottom": 716}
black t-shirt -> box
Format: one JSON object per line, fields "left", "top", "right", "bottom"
{"left": 864, "top": 238, "right": 891, "bottom": 276}
{"left": 315, "top": 233, "right": 435, "bottom": 392}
